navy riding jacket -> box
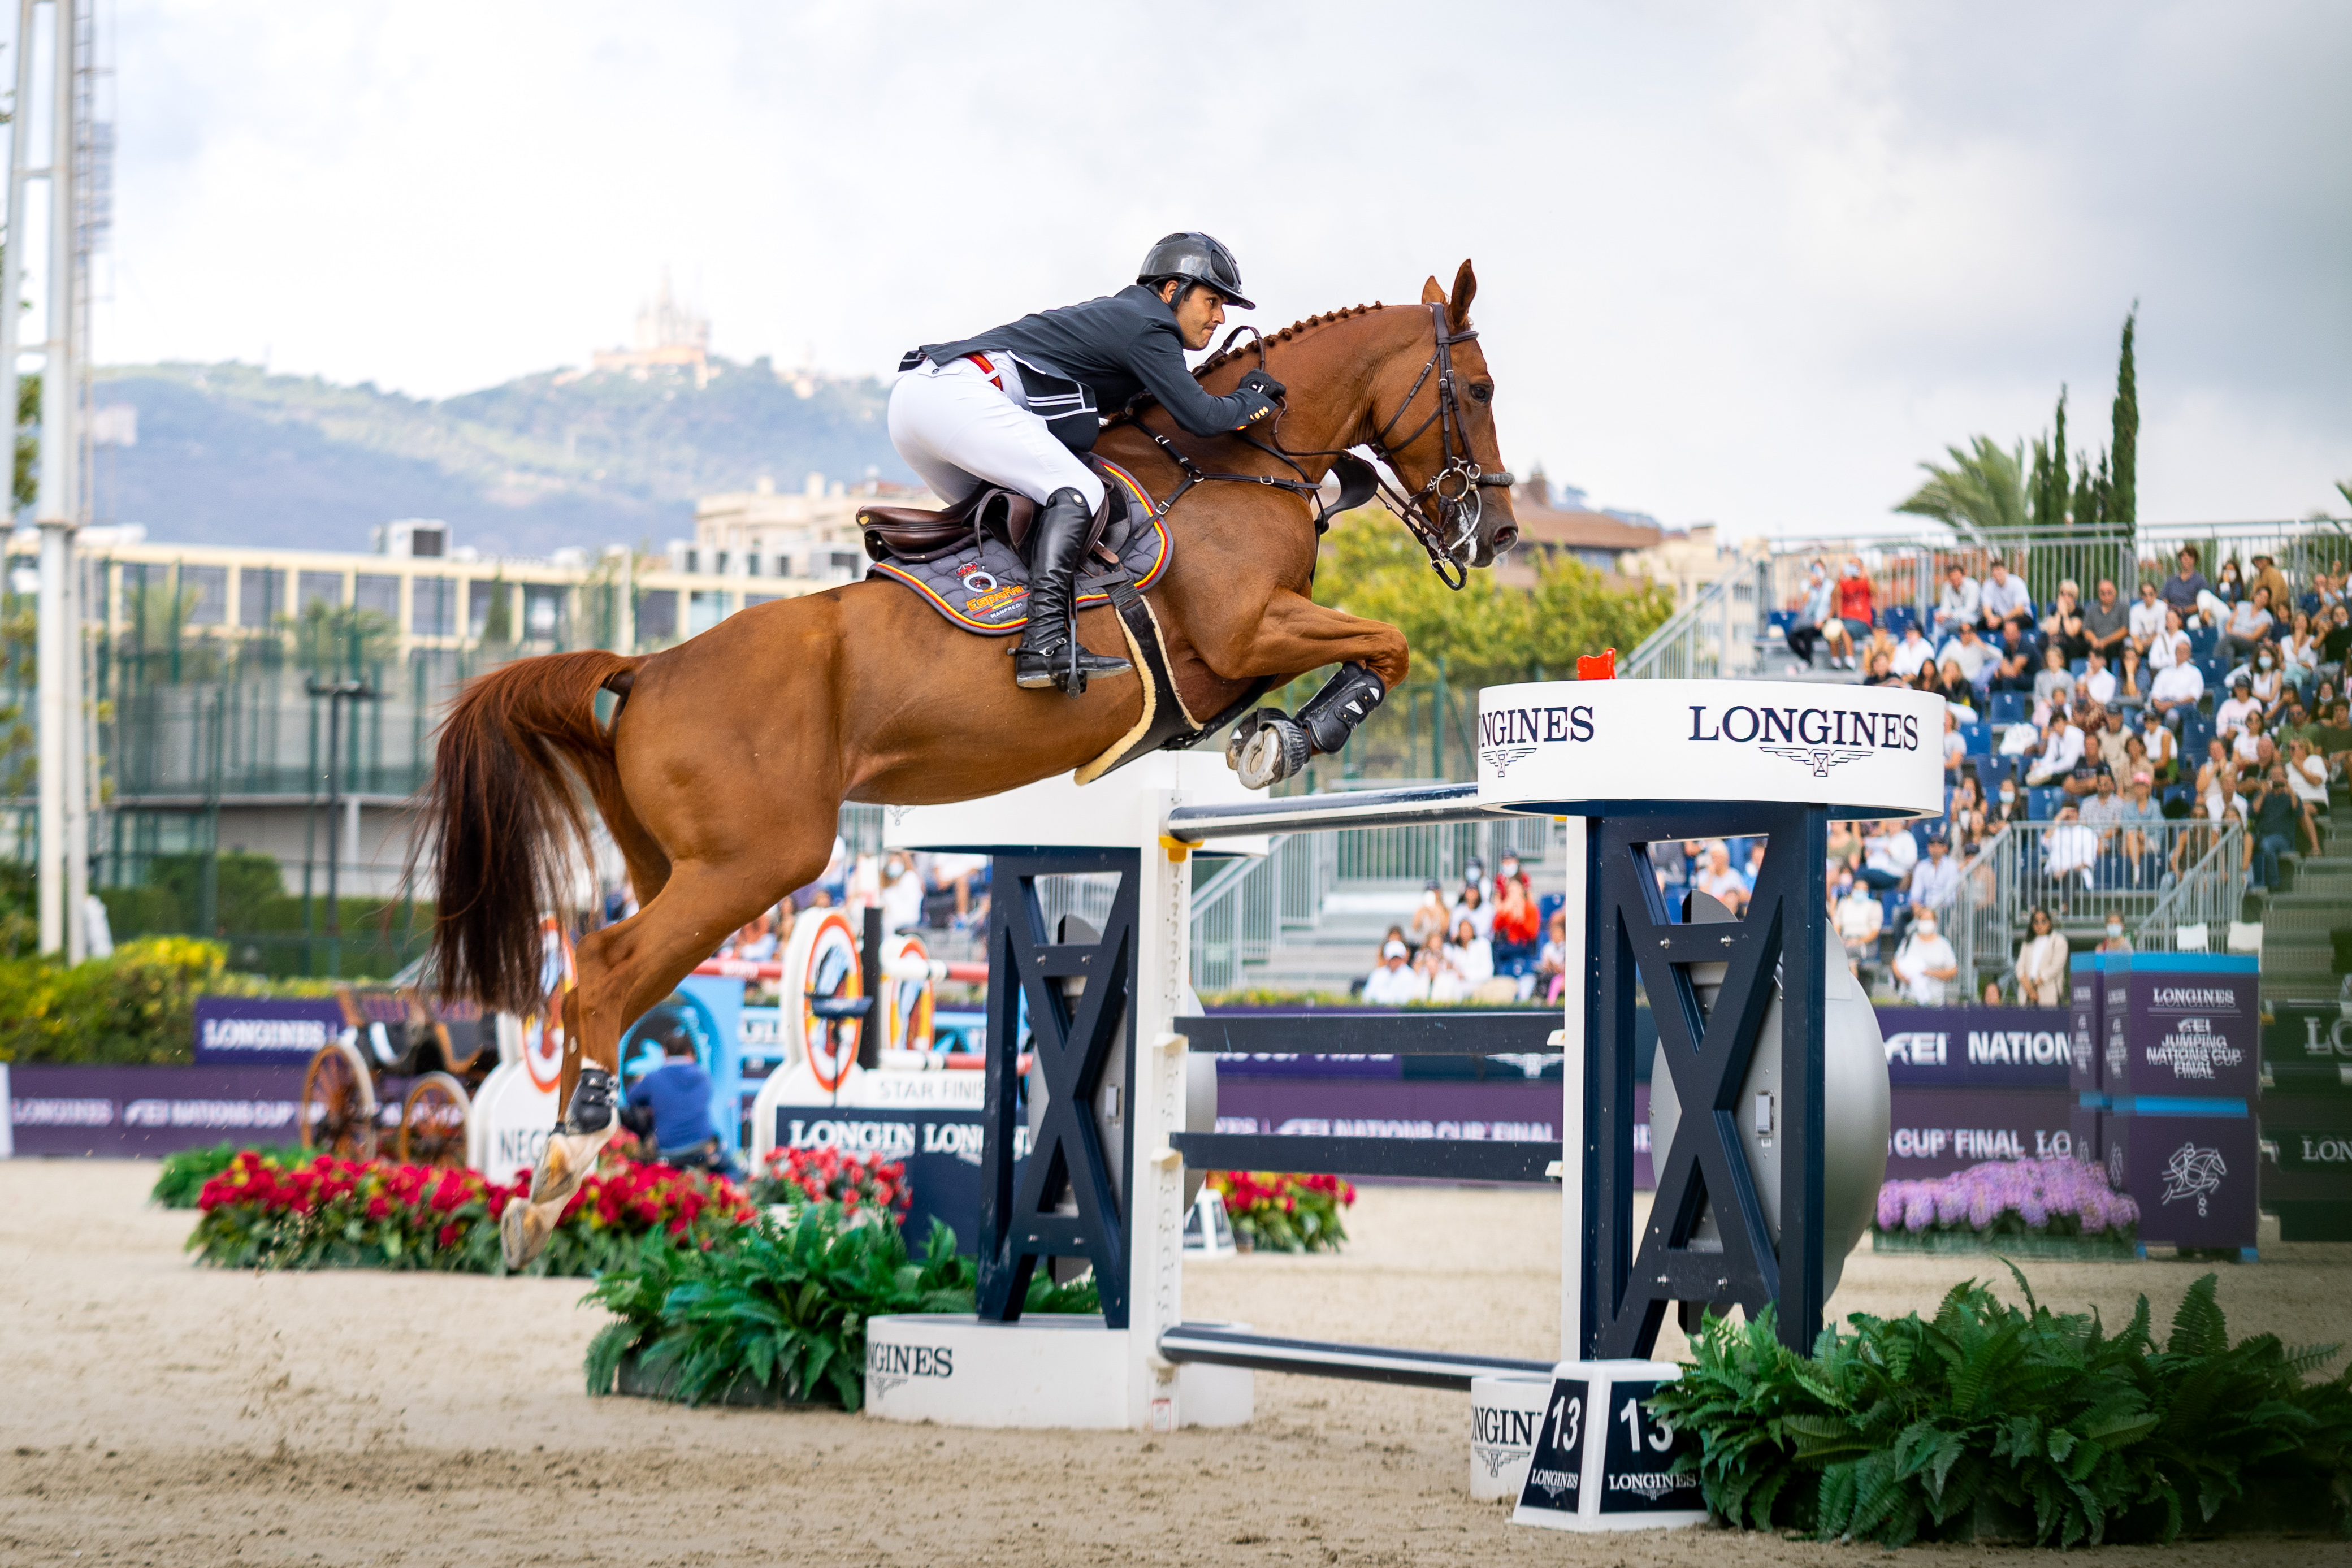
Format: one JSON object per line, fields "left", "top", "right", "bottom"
{"left": 916, "top": 284, "right": 1275, "bottom": 448}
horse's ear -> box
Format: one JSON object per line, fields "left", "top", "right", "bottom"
{"left": 1420, "top": 274, "right": 1447, "bottom": 306}
{"left": 1449, "top": 260, "right": 1477, "bottom": 331}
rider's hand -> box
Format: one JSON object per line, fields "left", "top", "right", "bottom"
{"left": 1238, "top": 369, "right": 1287, "bottom": 402}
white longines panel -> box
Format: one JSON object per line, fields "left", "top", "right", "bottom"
{"left": 882, "top": 750, "right": 1270, "bottom": 855}
{"left": 1475, "top": 679, "right": 1946, "bottom": 820}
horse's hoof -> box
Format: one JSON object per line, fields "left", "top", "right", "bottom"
{"left": 527, "top": 1128, "right": 610, "bottom": 1209}
{"left": 501, "top": 1197, "right": 558, "bottom": 1270}
{"left": 1237, "top": 719, "right": 1309, "bottom": 790}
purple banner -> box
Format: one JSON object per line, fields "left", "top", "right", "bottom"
{"left": 2111, "top": 956, "right": 2260, "bottom": 1102}
{"left": 2069, "top": 956, "right": 2104, "bottom": 1094}
{"left": 1884, "top": 1088, "right": 2082, "bottom": 1179}
{"left": 8, "top": 1064, "right": 305, "bottom": 1157}
{"left": 1213, "top": 1074, "right": 1619, "bottom": 1179}
{"left": 1212, "top": 1053, "right": 1404, "bottom": 1079}
{"left": 2104, "top": 1111, "right": 2258, "bottom": 1250}
{"left": 193, "top": 996, "right": 348, "bottom": 1066}
{"left": 1877, "top": 1007, "right": 2072, "bottom": 1089}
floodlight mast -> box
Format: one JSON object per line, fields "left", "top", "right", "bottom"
{"left": 7, "top": 0, "right": 90, "bottom": 960}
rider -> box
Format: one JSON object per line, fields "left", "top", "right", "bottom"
{"left": 890, "top": 232, "right": 1286, "bottom": 695}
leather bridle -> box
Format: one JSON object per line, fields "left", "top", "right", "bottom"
{"left": 1108, "top": 302, "right": 1512, "bottom": 590}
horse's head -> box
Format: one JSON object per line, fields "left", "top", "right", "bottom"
{"left": 1366, "top": 259, "right": 1518, "bottom": 570}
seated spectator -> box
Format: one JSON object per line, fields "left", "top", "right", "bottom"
{"left": 1363, "top": 939, "right": 1430, "bottom": 1004}
{"left": 2214, "top": 675, "right": 2259, "bottom": 739}
{"left": 1537, "top": 910, "right": 1570, "bottom": 1004}
{"left": 2282, "top": 613, "right": 2321, "bottom": 702}
{"left": 2321, "top": 605, "right": 2352, "bottom": 685}
{"left": 2025, "top": 710, "right": 2086, "bottom": 788}
{"left": 1784, "top": 558, "right": 1836, "bottom": 670}
{"left": 2147, "top": 636, "right": 2204, "bottom": 729}
{"left": 2160, "top": 546, "right": 2214, "bottom": 623}
{"left": 2149, "top": 608, "right": 2187, "bottom": 669}
{"left": 2201, "top": 755, "right": 2248, "bottom": 826}
{"left": 2319, "top": 699, "right": 2352, "bottom": 778}
{"left": 2091, "top": 706, "right": 2130, "bottom": 773}
{"left": 1450, "top": 879, "right": 1493, "bottom": 941}
{"left": 2081, "top": 649, "right": 2117, "bottom": 709}
{"left": 1891, "top": 910, "right": 1959, "bottom": 1006}
{"left": 2114, "top": 644, "right": 2147, "bottom": 708}
{"left": 2233, "top": 709, "right": 2276, "bottom": 771}
{"left": 2128, "top": 580, "right": 2168, "bottom": 656}
{"left": 2043, "top": 584, "right": 2091, "bottom": 662}
{"left": 2250, "top": 552, "right": 2292, "bottom": 620}
{"left": 1827, "top": 818, "right": 1865, "bottom": 876}
{"left": 1406, "top": 880, "right": 1450, "bottom": 948}
{"left": 1993, "top": 774, "right": 2028, "bottom": 825}
{"left": 1833, "top": 557, "right": 1876, "bottom": 664}
{"left": 1890, "top": 622, "right": 1935, "bottom": 679}
{"left": 1934, "top": 562, "right": 1982, "bottom": 638}
{"left": 1490, "top": 874, "right": 1541, "bottom": 977}
{"left": 2032, "top": 644, "right": 2075, "bottom": 707}
{"left": 2247, "top": 643, "right": 2288, "bottom": 717}
{"left": 1942, "top": 709, "right": 1967, "bottom": 779}
{"left": 2223, "top": 586, "right": 2277, "bottom": 662}
{"left": 1982, "top": 557, "right": 2033, "bottom": 628}
{"left": 2137, "top": 705, "right": 2180, "bottom": 784}
{"left": 2045, "top": 805, "right": 2100, "bottom": 886}
{"left": 2248, "top": 766, "right": 2303, "bottom": 892}
{"left": 2287, "top": 736, "right": 2331, "bottom": 814}
{"left": 2082, "top": 577, "right": 2130, "bottom": 659}
{"left": 2117, "top": 771, "right": 2165, "bottom": 872}
{"left": 1862, "top": 649, "right": 1901, "bottom": 686}
{"left": 1892, "top": 833, "right": 1960, "bottom": 946}
{"left": 1940, "top": 623, "right": 1997, "bottom": 690}
{"left": 2097, "top": 915, "right": 2133, "bottom": 955}
{"left": 2080, "top": 772, "right": 2128, "bottom": 865}
{"left": 879, "top": 851, "right": 924, "bottom": 933}
{"left": 2012, "top": 906, "right": 2069, "bottom": 1006}
{"left": 1432, "top": 917, "right": 1494, "bottom": 1003}
{"left": 1860, "top": 820, "right": 1918, "bottom": 892}
{"left": 1985, "top": 621, "right": 2035, "bottom": 692}
{"left": 1950, "top": 775, "right": 1991, "bottom": 848}
{"left": 1834, "top": 873, "right": 1883, "bottom": 964}
{"left": 1694, "top": 839, "right": 1751, "bottom": 915}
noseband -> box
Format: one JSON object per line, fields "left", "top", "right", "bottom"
{"left": 1110, "top": 302, "right": 1513, "bottom": 590}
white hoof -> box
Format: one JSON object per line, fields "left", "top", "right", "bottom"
{"left": 1236, "top": 721, "right": 1309, "bottom": 791}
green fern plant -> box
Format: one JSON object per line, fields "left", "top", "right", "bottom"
{"left": 582, "top": 1205, "right": 1101, "bottom": 1410}
{"left": 1652, "top": 1267, "right": 2352, "bottom": 1546}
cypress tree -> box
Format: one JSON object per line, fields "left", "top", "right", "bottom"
{"left": 2048, "top": 387, "right": 2069, "bottom": 529}
{"left": 2071, "top": 451, "right": 2102, "bottom": 532}
{"left": 2110, "top": 306, "right": 2138, "bottom": 526}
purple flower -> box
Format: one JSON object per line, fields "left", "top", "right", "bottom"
{"left": 1905, "top": 1192, "right": 1934, "bottom": 1232}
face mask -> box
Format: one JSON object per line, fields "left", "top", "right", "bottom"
{"left": 2107, "top": 924, "right": 2123, "bottom": 938}
{"left": 2000, "top": 788, "right": 2016, "bottom": 802}
{"left": 2260, "top": 658, "right": 2273, "bottom": 669}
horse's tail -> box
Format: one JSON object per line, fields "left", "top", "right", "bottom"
{"left": 423, "top": 649, "right": 640, "bottom": 1015}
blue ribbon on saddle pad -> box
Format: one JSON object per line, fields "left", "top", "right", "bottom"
{"left": 865, "top": 460, "right": 1169, "bottom": 636}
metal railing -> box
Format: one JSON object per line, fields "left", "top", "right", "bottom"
{"left": 1621, "top": 557, "right": 1768, "bottom": 680}
{"left": 1184, "top": 811, "right": 1562, "bottom": 993}
{"left": 1946, "top": 818, "right": 2246, "bottom": 988}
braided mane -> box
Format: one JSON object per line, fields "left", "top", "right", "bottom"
{"left": 1190, "top": 302, "right": 1387, "bottom": 379}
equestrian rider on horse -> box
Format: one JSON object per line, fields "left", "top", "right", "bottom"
{"left": 889, "top": 232, "right": 1285, "bottom": 695}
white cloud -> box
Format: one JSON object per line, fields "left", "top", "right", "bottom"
{"left": 91, "top": 0, "right": 2352, "bottom": 534}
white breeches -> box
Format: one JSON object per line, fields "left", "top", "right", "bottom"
{"left": 887, "top": 356, "right": 1105, "bottom": 510}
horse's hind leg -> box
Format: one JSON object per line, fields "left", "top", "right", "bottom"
{"left": 501, "top": 852, "right": 822, "bottom": 1267}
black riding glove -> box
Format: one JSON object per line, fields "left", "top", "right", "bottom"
{"left": 1237, "top": 369, "right": 1287, "bottom": 402}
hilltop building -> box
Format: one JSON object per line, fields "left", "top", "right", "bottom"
{"left": 586, "top": 272, "right": 712, "bottom": 387}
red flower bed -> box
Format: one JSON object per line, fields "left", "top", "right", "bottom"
{"left": 188, "top": 1146, "right": 755, "bottom": 1275}
{"left": 1206, "top": 1171, "right": 1354, "bottom": 1252}
{"left": 747, "top": 1146, "right": 911, "bottom": 1222}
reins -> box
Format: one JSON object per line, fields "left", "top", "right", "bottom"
{"left": 1111, "top": 304, "right": 1511, "bottom": 591}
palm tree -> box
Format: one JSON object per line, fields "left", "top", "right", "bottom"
{"left": 1895, "top": 436, "right": 2029, "bottom": 542}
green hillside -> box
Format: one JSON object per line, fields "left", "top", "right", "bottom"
{"left": 89, "top": 357, "right": 909, "bottom": 558}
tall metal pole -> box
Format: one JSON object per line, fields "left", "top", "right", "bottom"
{"left": 34, "top": 0, "right": 79, "bottom": 959}
{"left": 323, "top": 684, "right": 341, "bottom": 976}
{"left": 0, "top": 0, "right": 37, "bottom": 488}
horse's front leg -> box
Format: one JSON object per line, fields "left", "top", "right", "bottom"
{"left": 1191, "top": 588, "right": 1410, "bottom": 787}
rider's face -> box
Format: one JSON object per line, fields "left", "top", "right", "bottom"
{"left": 1160, "top": 280, "right": 1227, "bottom": 350}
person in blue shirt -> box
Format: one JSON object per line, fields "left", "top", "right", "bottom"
{"left": 624, "top": 1029, "right": 737, "bottom": 1179}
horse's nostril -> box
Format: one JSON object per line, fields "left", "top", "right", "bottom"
{"left": 1492, "top": 527, "right": 1519, "bottom": 552}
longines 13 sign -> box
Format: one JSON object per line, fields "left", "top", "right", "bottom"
{"left": 1476, "top": 679, "right": 1945, "bottom": 818}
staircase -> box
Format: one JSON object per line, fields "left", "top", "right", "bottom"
{"left": 2259, "top": 803, "right": 2352, "bottom": 1004}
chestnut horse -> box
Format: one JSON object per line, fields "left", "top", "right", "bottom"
{"left": 429, "top": 261, "right": 1519, "bottom": 1261}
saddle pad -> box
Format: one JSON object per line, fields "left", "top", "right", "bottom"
{"left": 867, "top": 460, "right": 1168, "bottom": 635}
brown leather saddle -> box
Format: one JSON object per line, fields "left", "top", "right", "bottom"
{"left": 860, "top": 457, "right": 1125, "bottom": 568}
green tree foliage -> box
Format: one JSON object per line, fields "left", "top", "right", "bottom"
{"left": 288, "top": 599, "right": 397, "bottom": 675}
{"left": 14, "top": 369, "right": 36, "bottom": 512}
{"left": 478, "top": 574, "right": 513, "bottom": 646}
{"left": 0, "top": 936, "right": 284, "bottom": 1064}
{"left": 2073, "top": 449, "right": 2109, "bottom": 532}
{"left": 2110, "top": 306, "right": 2138, "bottom": 526}
{"left": 1650, "top": 1267, "right": 2352, "bottom": 1547}
{"left": 1895, "top": 437, "right": 2030, "bottom": 540}
{"left": 1311, "top": 509, "right": 1674, "bottom": 684}
{"left": 2028, "top": 388, "right": 2069, "bottom": 531}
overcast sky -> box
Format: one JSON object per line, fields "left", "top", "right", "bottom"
{"left": 86, "top": 0, "right": 2352, "bottom": 534}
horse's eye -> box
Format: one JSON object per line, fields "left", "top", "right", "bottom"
{"left": 1469, "top": 383, "right": 1493, "bottom": 404}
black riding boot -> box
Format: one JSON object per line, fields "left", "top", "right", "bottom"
{"left": 1012, "top": 487, "right": 1132, "bottom": 696}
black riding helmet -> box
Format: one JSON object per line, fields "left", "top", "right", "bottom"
{"left": 1137, "top": 231, "right": 1254, "bottom": 311}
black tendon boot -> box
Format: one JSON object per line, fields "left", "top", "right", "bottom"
{"left": 563, "top": 1066, "right": 616, "bottom": 1134}
{"left": 1012, "top": 487, "right": 1132, "bottom": 695}
{"left": 1296, "top": 662, "right": 1388, "bottom": 752}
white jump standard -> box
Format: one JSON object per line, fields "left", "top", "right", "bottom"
{"left": 862, "top": 680, "right": 1939, "bottom": 1504}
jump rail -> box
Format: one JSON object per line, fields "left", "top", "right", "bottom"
{"left": 1163, "top": 781, "right": 1516, "bottom": 842}
{"left": 1156, "top": 1326, "right": 1552, "bottom": 1391}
